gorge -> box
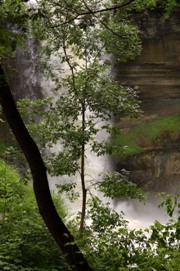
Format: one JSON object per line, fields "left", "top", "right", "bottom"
{"left": 1, "top": 6, "right": 180, "bottom": 227}
{"left": 1, "top": 2, "right": 180, "bottom": 270}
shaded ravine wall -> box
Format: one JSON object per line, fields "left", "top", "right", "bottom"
{"left": 4, "top": 38, "right": 43, "bottom": 100}
{"left": 0, "top": 39, "right": 43, "bottom": 140}
{"left": 112, "top": 8, "right": 180, "bottom": 193}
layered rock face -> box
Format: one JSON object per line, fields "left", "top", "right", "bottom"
{"left": 112, "top": 9, "right": 180, "bottom": 193}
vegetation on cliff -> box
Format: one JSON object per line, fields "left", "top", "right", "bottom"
{"left": 113, "top": 115, "right": 180, "bottom": 156}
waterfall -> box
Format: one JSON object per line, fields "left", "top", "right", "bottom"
{"left": 39, "top": 54, "right": 112, "bottom": 216}
{"left": 4, "top": 40, "right": 171, "bottom": 230}
{"left": 4, "top": 10, "right": 175, "bottom": 229}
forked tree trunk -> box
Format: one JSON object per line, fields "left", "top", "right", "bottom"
{"left": 0, "top": 65, "right": 94, "bottom": 271}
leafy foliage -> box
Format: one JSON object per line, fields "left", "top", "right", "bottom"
{"left": 6, "top": 0, "right": 179, "bottom": 235}
{"left": 15, "top": 0, "right": 145, "bottom": 232}
{"left": 0, "top": 161, "right": 179, "bottom": 271}
{"left": 72, "top": 195, "right": 180, "bottom": 271}
{"left": 98, "top": 170, "right": 145, "bottom": 201}
{"left": 0, "top": 159, "right": 68, "bottom": 271}
{"left": 0, "top": 0, "right": 30, "bottom": 59}
{"left": 1, "top": 1, "right": 180, "bottom": 270}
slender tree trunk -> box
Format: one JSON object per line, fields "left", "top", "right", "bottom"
{"left": 79, "top": 103, "right": 87, "bottom": 234}
{"left": 79, "top": 140, "right": 87, "bottom": 233}
{"left": 0, "top": 65, "right": 94, "bottom": 271}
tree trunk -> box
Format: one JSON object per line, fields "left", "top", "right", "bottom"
{"left": 0, "top": 65, "right": 94, "bottom": 271}
{"left": 79, "top": 103, "right": 87, "bottom": 234}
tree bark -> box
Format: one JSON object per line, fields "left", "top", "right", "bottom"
{"left": 0, "top": 64, "right": 94, "bottom": 271}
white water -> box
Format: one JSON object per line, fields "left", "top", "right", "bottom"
{"left": 35, "top": 51, "right": 171, "bottom": 231}
{"left": 114, "top": 197, "right": 169, "bottom": 229}
{"left": 14, "top": 6, "right": 171, "bottom": 229}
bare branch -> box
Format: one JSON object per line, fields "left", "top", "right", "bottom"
{"left": 60, "top": 0, "right": 136, "bottom": 25}
{"left": 81, "top": 0, "right": 136, "bottom": 16}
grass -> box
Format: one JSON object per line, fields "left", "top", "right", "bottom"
{"left": 113, "top": 115, "right": 180, "bottom": 157}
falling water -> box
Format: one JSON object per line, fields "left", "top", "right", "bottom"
{"left": 38, "top": 53, "right": 171, "bottom": 229}
{"left": 6, "top": 24, "right": 174, "bottom": 230}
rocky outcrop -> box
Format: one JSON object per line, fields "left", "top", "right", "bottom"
{"left": 112, "top": 8, "right": 180, "bottom": 193}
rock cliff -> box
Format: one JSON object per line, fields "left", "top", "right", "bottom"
{"left": 112, "top": 8, "right": 180, "bottom": 193}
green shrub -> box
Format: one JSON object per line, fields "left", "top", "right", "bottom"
{"left": 0, "top": 159, "right": 69, "bottom": 271}
{"left": 73, "top": 194, "right": 180, "bottom": 271}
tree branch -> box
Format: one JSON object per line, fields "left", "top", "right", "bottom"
{"left": 81, "top": 0, "right": 135, "bottom": 16}
{"left": 59, "top": 0, "right": 136, "bottom": 25}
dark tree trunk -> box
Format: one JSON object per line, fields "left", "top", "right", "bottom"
{"left": 0, "top": 65, "right": 94, "bottom": 271}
